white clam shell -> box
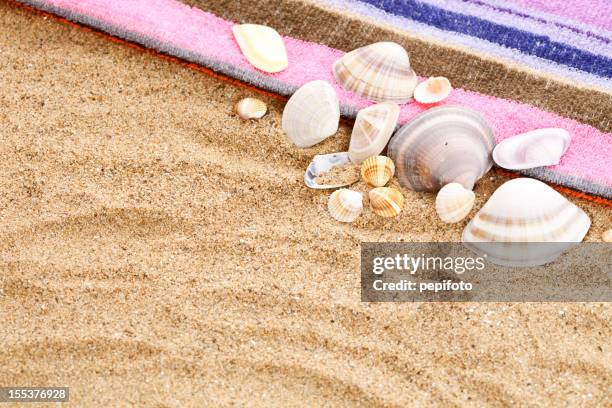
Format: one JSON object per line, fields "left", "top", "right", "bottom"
{"left": 349, "top": 102, "right": 400, "bottom": 164}
{"left": 462, "top": 178, "right": 591, "bottom": 266}
{"left": 282, "top": 80, "right": 340, "bottom": 148}
{"left": 304, "top": 152, "right": 358, "bottom": 189}
{"left": 333, "top": 42, "right": 417, "bottom": 103}
{"left": 435, "top": 183, "right": 475, "bottom": 223}
{"left": 328, "top": 189, "right": 363, "bottom": 222}
{"left": 493, "top": 128, "right": 571, "bottom": 170}
{"left": 388, "top": 106, "right": 496, "bottom": 192}
{"left": 414, "top": 77, "right": 452, "bottom": 104}
{"left": 232, "top": 24, "right": 288, "bottom": 73}
{"left": 603, "top": 229, "right": 612, "bottom": 242}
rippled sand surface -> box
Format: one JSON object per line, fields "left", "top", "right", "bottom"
{"left": 0, "top": 3, "right": 610, "bottom": 406}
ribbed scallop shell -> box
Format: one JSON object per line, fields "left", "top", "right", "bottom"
{"left": 492, "top": 128, "right": 571, "bottom": 170}
{"left": 388, "top": 106, "right": 496, "bottom": 192}
{"left": 361, "top": 156, "right": 395, "bottom": 187}
{"left": 369, "top": 187, "right": 404, "bottom": 217}
{"left": 232, "top": 24, "right": 288, "bottom": 73}
{"left": 328, "top": 189, "right": 363, "bottom": 222}
{"left": 462, "top": 178, "right": 591, "bottom": 266}
{"left": 435, "top": 183, "right": 475, "bottom": 223}
{"left": 332, "top": 42, "right": 417, "bottom": 103}
{"left": 349, "top": 102, "right": 400, "bottom": 164}
{"left": 282, "top": 80, "right": 340, "bottom": 148}
{"left": 235, "top": 98, "right": 267, "bottom": 120}
{"left": 414, "top": 77, "right": 452, "bottom": 104}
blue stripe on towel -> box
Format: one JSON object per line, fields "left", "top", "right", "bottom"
{"left": 359, "top": 0, "right": 612, "bottom": 78}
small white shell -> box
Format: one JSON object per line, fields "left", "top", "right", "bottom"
{"left": 328, "top": 189, "right": 363, "bottom": 222}
{"left": 282, "top": 80, "right": 340, "bottom": 148}
{"left": 493, "top": 128, "right": 571, "bottom": 170}
{"left": 349, "top": 102, "right": 400, "bottom": 164}
{"left": 235, "top": 98, "right": 267, "bottom": 120}
{"left": 603, "top": 229, "right": 612, "bottom": 242}
{"left": 232, "top": 24, "right": 288, "bottom": 73}
{"left": 414, "top": 77, "right": 452, "bottom": 104}
{"left": 462, "top": 178, "right": 591, "bottom": 266}
{"left": 333, "top": 42, "right": 417, "bottom": 103}
{"left": 435, "top": 183, "right": 475, "bottom": 223}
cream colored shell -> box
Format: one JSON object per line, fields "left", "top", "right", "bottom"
{"left": 602, "top": 229, "right": 612, "bottom": 242}
{"left": 435, "top": 183, "right": 475, "bottom": 223}
{"left": 414, "top": 77, "right": 452, "bottom": 104}
{"left": 492, "top": 128, "right": 571, "bottom": 170}
{"left": 328, "top": 189, "right": 363, "bottom": 222}
{"left": 232, "top": 24, "right": 288, "bottom": 73}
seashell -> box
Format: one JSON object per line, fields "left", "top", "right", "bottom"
{"left": 462, "top": 178, "right": 591, "bottom": 267}
{"left": 304, "top": 152, "right": 359, "bottom": 189}
{"left": 493, "top": 128, "right": 571, "bottom": 170}
{"left": 328, "top": 189, "right": 363, "bottom": 222}
{"left": 349, "top": 102, "right": 400, "bottom": 164}
{"left": 235, "top": 97, "right": 267, "bottom": 120}
{"left": 388, "top": 106, "right": 496, "bottom": 192}
{"left": 332, "top": 42, "right": 418, "bottom": 103}
{"left": 232, "top": 24, "right": 288, "bottom": 73}
{"left": 361, "top": 156, "right": 395, "bottom": 187}
{"left": 435, "top": 183, "right": 475, "bottom": 223}
{"left": 414, "top": 77, "right": 452, "bottom": 104}
{"left": 282, "top": 80, "right": 340, "bottom": 148}
{"left": 369, "top": 187, "right": 404, "bottom": 217}
{"left": 603, "top": 229, "right": 612, "bottom": 242}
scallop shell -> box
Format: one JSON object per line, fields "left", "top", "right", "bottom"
{"left": 493, "top": 128, "right": 571, "bottom": 170}
{"left": 414, "top": 77, "right": 452, "bottom": 104}
{"left": 282, "top": 80, "right": 340, "bottom": 148}
{"left": 603, "top": 229, "right": 612, "bottom": 242}
{"left": 388, "top": 106, "right": 496, "bottom": 192}
{"left": 462, "top": 178, "right": 591, "bottom": 267}
{"left": 369, "top": 187, "right": 404, "bottom": 217}
{"left": 361, "top": 156, "right": 395, "bottom": 187}
{"left": 332, "top": 42, "right": 417, "bottom": 103}
{"left": 328, "top": 189, "right": 363, "bottom": 222}
{"left": 235, "top": 98, "right": 267, "bottom": 120}
{"left": 232, "top": 24, "right": 288, "bottom": 73}
{"left": 304, "top": 152, "right": 359, "bottom": 189}
{"left": 349, "top": 102, "right": 400, "bottom": 164}
{"left": 435, "top": 183, "right": 475, "bottom": 223}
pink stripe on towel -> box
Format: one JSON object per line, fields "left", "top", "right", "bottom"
{"left": 30, "top": 0, "right": 612, "bottom": 193}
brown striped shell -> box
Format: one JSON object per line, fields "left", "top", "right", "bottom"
{"left": 332, "top": 42, "right": 417, "bottom": 103}
{"left": 369, "top": 187, "right": 404, "bottom": 217}
{"left": 361, "top": 156, "right": 395, "bottom": 187}
{"left": 349, "top": 102, "right": 400, "bottom": 164}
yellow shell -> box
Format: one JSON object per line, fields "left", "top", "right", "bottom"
{"left": 413, "top": 77, "right": 452, "bottom": 104}
{"left": 603, "top": 229, "right": 612, "bottom": 242}
{"left": 361, "top": 156, "right": 395, "bottom": 187}
{"left": 232, "top": 24, "right": 288, "bottom": 73}
{"left": 328, "top": 189, "right": 363, "bottom": 222}
{"left": 435, "top": 183, "right": 475, "bottom": 223}
{"left": 235, "top": 98, "right": 267, "bottom": 120}
{"left": 369, "top": 187, "right": 404, "bottom": 217}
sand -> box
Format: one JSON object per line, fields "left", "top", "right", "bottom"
{"left": 0, "top": 2, "right": 610, "bottom": 406}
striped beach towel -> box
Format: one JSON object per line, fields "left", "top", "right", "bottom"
{"left": 16, "top": 0, "right": 612, "bottom": 199}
